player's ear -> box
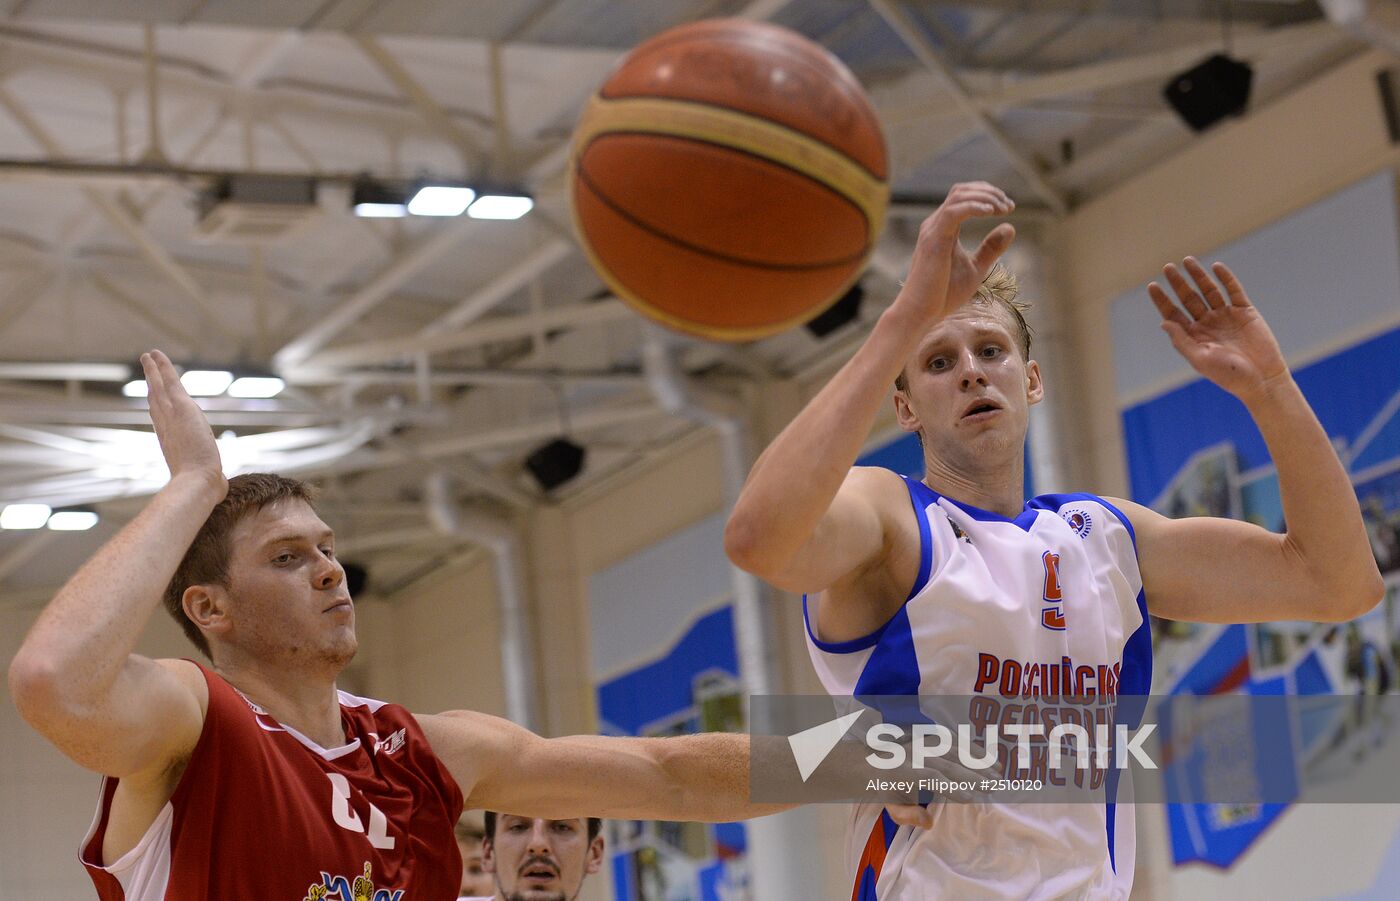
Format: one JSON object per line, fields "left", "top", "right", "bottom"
{"left": 481, "top": 836, "right": 496, "bottom": 874}
{"left": 585, "top": 834, "right": 605, "bottom": 874}
{"left": 893, "top": 383, "right": 921, "bottom": 434}
{"left": 1025, "top": 359, "right": 1044, "bottom": 406}
{"left": 183, "top": 584, "right": 231, "bottom": 639}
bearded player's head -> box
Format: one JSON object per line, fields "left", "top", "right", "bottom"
{"left": 162, "top": 473, "right": 356, "bottom": 675}
{"left": 893, "top": 265, "right": 1041, "bottom": 485}
{"left": 482, "top": 813, "right": 603, "bottom": 901}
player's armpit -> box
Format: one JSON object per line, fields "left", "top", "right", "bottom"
{"left": 1107, "top": 497, "right": 1378, "bottom": 624}
{"left": 418, "top": 710, "right": 790, "bottom": 823}
{"left": 730, "top": 465, "right": 910, "bottom": 596}
{"left": 9, "top": 655, "right": 207, "bottom": 779}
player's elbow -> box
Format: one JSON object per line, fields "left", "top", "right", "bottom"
{"left": 1337, "top": 569, "right": 1385, "bottom": 622}
{"left": 1313, "top": 566, "right": 1385, "bottom": 623}
{"left": 8, "top": 650, "right": 66, "bottom": 727}
{"left": 723, "top": 512, "right": 775, "bottom": 576}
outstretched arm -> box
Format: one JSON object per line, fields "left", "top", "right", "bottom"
{"left": 7, "top": 351, "right": 219, "bottom": 777}
{"left": 420, "top": 711, "right": 787, "bottom": 823}
{"left": 724, "top": 183, "right": 1015, "bottom": 595}
{"left": 418, "top": 711, "right": 935, "bottom": 828}
{"left": 1112, "top": 259, "right": 1383, "bottom": 624}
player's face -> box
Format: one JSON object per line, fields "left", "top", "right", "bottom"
{"left": 484, "top": 816, "right": 603, "bottom": 901}
{"left": 212, "top": 499, "right": 356, "bottom": 668}
{"left": 458, "top": 836, "right": 492, "bottom": 895}
{"left": 894, "top": 303, "right": 1042, "bottom": 473}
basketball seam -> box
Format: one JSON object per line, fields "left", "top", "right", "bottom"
{"left": 574, "top": 135, "right": 868, "bottom": 272}
{"left": 568, "top": 166, "right": 869, "bottom": 342}
{"left": 574, "top": 95, "right": 888, "bottom": 227}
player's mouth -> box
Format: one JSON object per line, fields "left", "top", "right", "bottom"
{"left": 960, "top": 399, "right": 1002, "bottom": 422}
{"left": 322, "top": 597, "right": 353, "bottom": 614}
{"left": 519, "top": 861, "right": 559, "bottom": 883}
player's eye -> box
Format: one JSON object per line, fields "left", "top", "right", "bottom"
{"left": 320, "top": 546, "right": 335, "bottom": 559}
{"left": 981, "top": 345, "right": 1002, "bottom": 358}
{"left": 273, "top": 553, "right": 295, "bottom": 564}
{"left": 928, "top": 356, "right": 949, "bottom": 371}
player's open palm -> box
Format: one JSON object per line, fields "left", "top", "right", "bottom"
{"left": 139, "top": 350, "right": 227, "bottom": 494}
{"left": 1148, "top": 258, "right": 1289, "bottom": 403}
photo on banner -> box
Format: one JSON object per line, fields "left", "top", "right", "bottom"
{"left": 1110, "top": 170, "right": 1400, "bottom": 872}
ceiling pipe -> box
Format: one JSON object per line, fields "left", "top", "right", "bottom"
{"left": 424, "top": 471, "right": 541, "bottom": 731}
{"left": 1321, "top": 0, "right": 1400, "bottom": 56}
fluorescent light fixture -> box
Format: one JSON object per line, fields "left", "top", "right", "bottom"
{"left": 180, "top": 370, "right": 234, "bottom": 396}
{"left": 408, "top": 185, "right": 475, "bottom": 217}
{"left": 353, "top": 201, "right": 407, "bottom": 218}
{"left": 468, "top": 193, "right": 534, "bottom": 220}
{"left": 122, "top": 379, "right": 150, "bottom": 398}
{"left": 48, "top": 510, "right": 98, "bottom": 531}
{"left": 228, "top": 376, "right": 286, "bottom": 398}
{"left": 1, "top": 503, "right": 51, "bottom": 530}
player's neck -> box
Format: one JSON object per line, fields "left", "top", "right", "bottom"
{"left": 215, "top": 657, "right": 346, "bottom": 749}
{"left": 922, "top": 454, "right": 1026, "bottom": 518}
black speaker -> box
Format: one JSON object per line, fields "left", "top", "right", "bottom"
{"left": 1378, "top": 68, "right": 1400, "bottom": 144}
{"left": 1163, "top": 54, "right": 1253, "bottom": 132}
{"left": 805, "top": 282, "right": 864, "bottom": 338}
{"left": 342, "top": 562, "right": 368, "bottom": 596}
{"left": 525, "top": 437, "right": 586, "bottom": 491}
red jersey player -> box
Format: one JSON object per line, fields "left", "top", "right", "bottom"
{"left": 7, "top": 350, "right": 845, "bottom": 900}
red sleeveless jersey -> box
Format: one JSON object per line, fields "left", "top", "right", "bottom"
{"left": 80, "top": 663, "right": 463, "bottom": 901}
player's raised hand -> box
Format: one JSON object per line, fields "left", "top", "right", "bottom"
{"left": 139, "top": 350, "right": 227, "bottom": 497}
{"left": 1148, "top": 258, "right": 1289, "bottom": 404}
{"left": 895, "top": 181, "right": 1016, "bottom": 327}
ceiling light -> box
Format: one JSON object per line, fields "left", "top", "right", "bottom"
{"left": 408, "top": 185, "right": 476, "bottom": 217}
{"left": 180, "top": 370, "right": 234, "bottom": 396}
{"left": 1, "top": 503, "right": 51, "bottom": 530}
{"left": 468, "top": 193, "right": 534, "bottom": 220}
{"left": 351, "top": 179, "right": 409, "bottom": 218}
{"left": 353, "top": 202, "right": 407, "bottom": 218}
{"left": 48, "top": 510, "right": 98, "bottom": 531}
{"left": 228, "top": 376, "right": 285, "bottom": 398}
{"left": 122, "top": 379, "right": 149, "bottom": 397}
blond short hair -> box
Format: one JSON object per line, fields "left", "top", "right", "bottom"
{"left": 894, "top": 264, "right": 1032, "bottom": 393}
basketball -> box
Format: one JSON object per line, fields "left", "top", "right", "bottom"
{"left": 570, "top": 18, "right": 889, "bottom": 342}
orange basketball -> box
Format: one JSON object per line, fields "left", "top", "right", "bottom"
{"left": 570, "top": 19, "right": 889, "bottom": 342}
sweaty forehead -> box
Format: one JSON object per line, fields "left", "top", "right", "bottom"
{"left": 919, "top": 303, "right": 1018, "bottom": 348}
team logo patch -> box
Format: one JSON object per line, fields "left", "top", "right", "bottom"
{"left": 372, "top": 728, "right": 406, "bottom": 756}
{"left": 1061, "top": 509, "right": 1092, "bottom": 539}
{"left": 304, "top": 861, "right": 403, "bottom": 901}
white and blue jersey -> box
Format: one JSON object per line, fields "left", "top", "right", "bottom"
{"left": 804, "top": 476, "right": 1151, "bottom": 900}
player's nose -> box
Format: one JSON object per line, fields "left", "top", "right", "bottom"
{"left": 957, "top": 349, "right": 990, "bottom": 389}
{"left": 315, "top": 559, "right": 343, "bottom": 590}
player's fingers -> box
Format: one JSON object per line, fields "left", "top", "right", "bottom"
{"left": 1163, "top": 263, "right": 1209, "bottom": 319}
{"left": 885, "top": 803, "right": 934, "bottom": 830}
{"left": 1160, "top": 319, "right": 1196, "bottom": 357}
{"left": 139, "top": 352, "right": 169, "bottom": 413}
{"left": 1147, "top": 282, "right": 1191, "bottom": 328}
{"left": 972, "top": 223, "right": 1016, "bottom": 272}
{"left": 1182, "top": 257, "right": 1226, "bottom": 309}
{"left": 1211, "top": 261, "right": 1252, "bottom": 307}
{"left": 949, "top": 181, "right": 1011, "bottom": 203}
